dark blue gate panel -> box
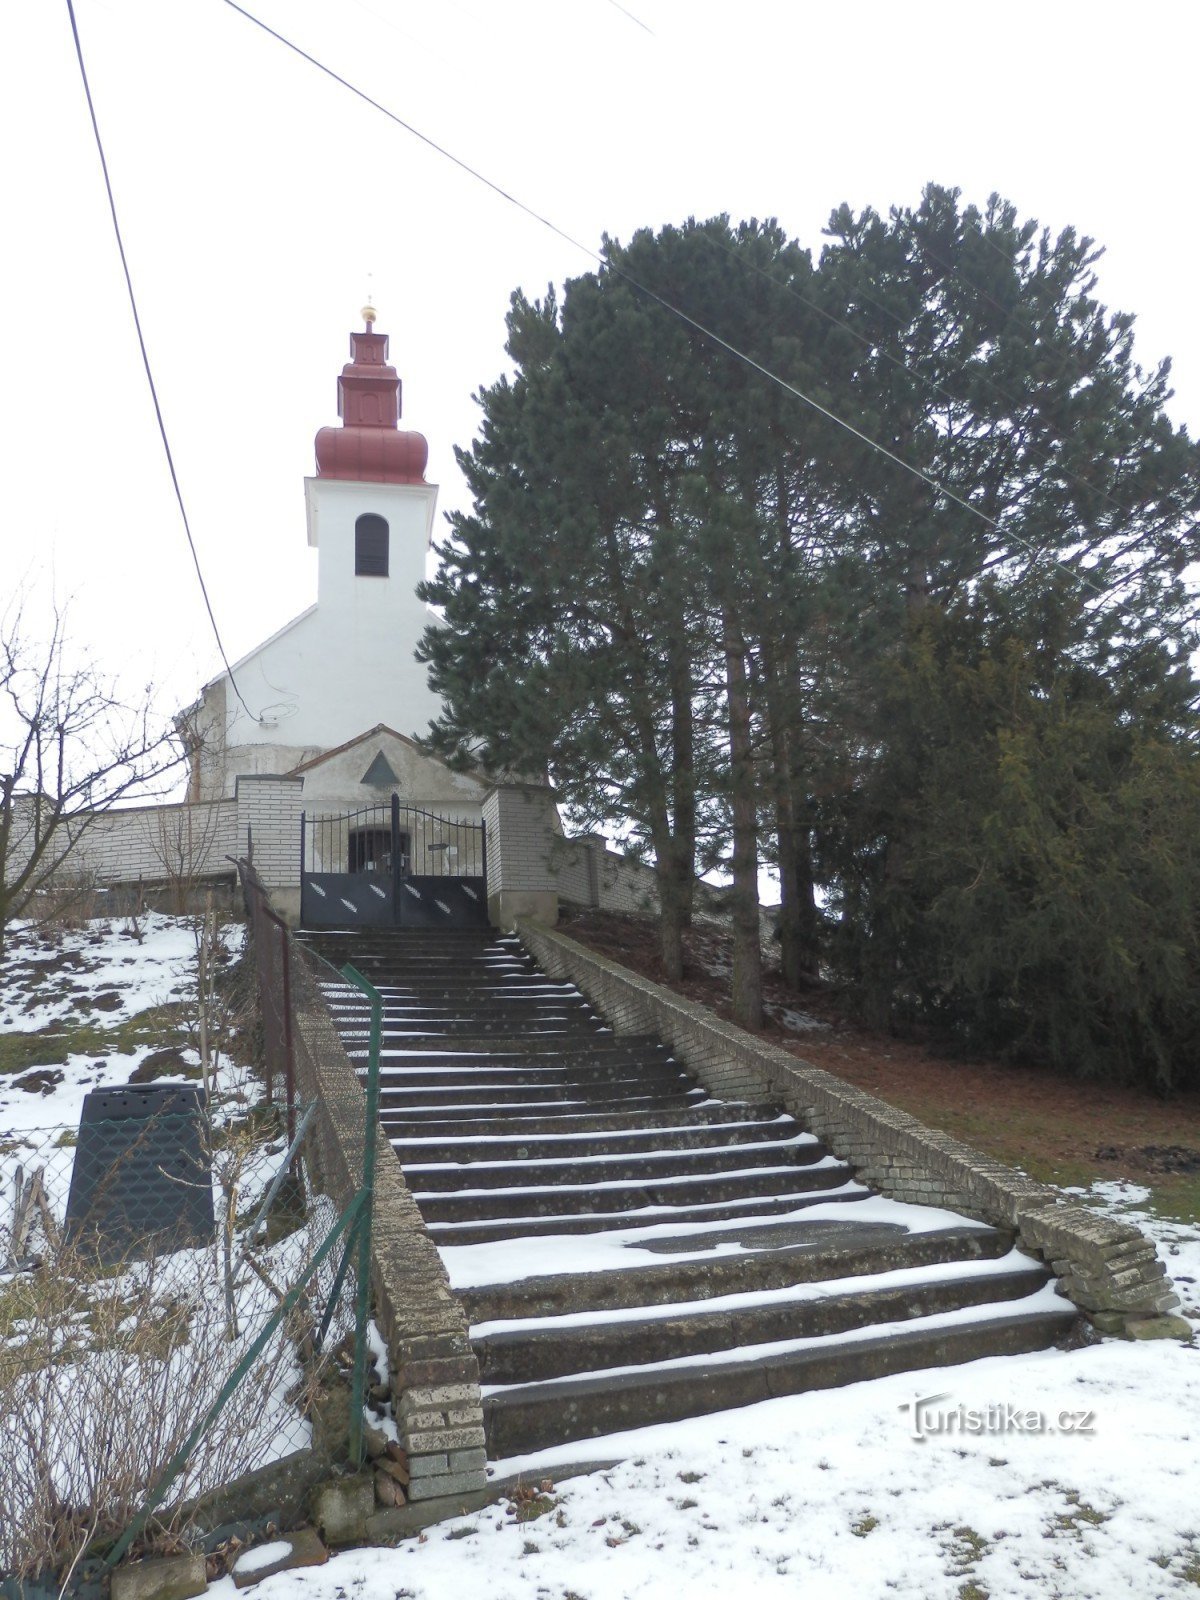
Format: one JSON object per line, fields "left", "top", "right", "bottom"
{"left": 300, "top": 798, "right": 488, "bottom": 930}
{"left": 301, "top": 871, "right": 396, "bottom": 929}
{"left": 396, "top": 875, "right": 489, "bottom": 929}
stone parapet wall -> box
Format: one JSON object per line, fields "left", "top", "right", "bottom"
{"left": 516, "top": 918, "right": 1181, "bottom": 1335}
{"left": 288, "top": 942, "right": 487, "bottom": 1500}
{"left": 9, "top": 796, "right": 238, "bottom": 888}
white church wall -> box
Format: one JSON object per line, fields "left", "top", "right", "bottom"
{"left": 204, "top": 478, "right": 444, "bottom": 786}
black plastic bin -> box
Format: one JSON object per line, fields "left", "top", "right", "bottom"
{"left": 65, "top": 1083, "right": 215, "bottom": 1265}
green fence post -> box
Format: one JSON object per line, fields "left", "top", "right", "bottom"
{"left": 104, "top": 1190, "right": 366, "bottom": 1573}
{"left": 340, "top": 962, "right": 381, "bottom": 1467}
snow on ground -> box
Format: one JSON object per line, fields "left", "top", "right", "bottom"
{"left": 1, "top": 914, "right": 249, "bottom": 1129}
{"left": 211, "top": 1191, "right": 1199, "bottom": 1600}
{"left": 1, "top": 913, "right": 341, "bottom": 1541}
{"left": 9, "top": 916, "right": 1200, "bottom": 1596}
{"left": 208, "top": 1326, "right": 1200, "bottom": 1600}
{"left": 0, "top": 912, "right": 206, "bottom": 1032}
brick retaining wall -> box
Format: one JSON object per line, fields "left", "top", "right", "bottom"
{"left": 516, "top": 918, "right": 1182, "bottom": 1335}
{"left": 288, "top": 946, "right": 488, "bottom": 1499}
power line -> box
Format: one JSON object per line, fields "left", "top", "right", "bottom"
{"left": 65, "top": 0, "right": 259, "bottom": 721}
{"left": 221, "top": 0, "right": 1127, "bottom": 606}
{"left": 693, "top": 219, "right": 1191, "bottom": 556}
{"left": 605, "top": 0, "right": 655, "bottom": 34}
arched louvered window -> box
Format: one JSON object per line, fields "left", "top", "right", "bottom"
{"left": 355, "top": 513, "right": 389, "bottom": 577}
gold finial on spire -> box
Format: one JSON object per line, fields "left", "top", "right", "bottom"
{"left": 362, "top": 302, "right": 377, "bottom": 328}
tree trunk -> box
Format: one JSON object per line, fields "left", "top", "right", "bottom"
{"left": 759, "top": 639, "right": 821, "bottom": 989}
{"left": 723, "top": 609, "right": 763, "bottom": 1029}
{"left": 658, "top": 841, "right": 691, "bottom": 983}
{"left": 668, "top": 635, "right": 697, "bottom": 935}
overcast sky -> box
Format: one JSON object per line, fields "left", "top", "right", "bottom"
{"left": 3, "top": 0, "right": 1198, "bottom": 729}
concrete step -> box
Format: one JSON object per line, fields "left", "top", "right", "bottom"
{"left": 324, "top": 992, "right": 595, "bottom": 1014}
{"left": 387, "top": 1117, "right": 803, "bottom": 1165}
{"left": 374, "top": 1088, "right": 713, "bottom": 1126}
{"left": 373, "top": 1079, "right": 706, "bottom": 1111}
{"left": 347, "top": 1033, "right": 672, "bottom": 1057}
{"left": 456, "top": 1222, "right": 1016, "bottom": 1322}
{"left": 480, "top": 1300, "right": 1077, "bottom": 1457}
{"left": 376, "top": 1103, "right": 785, "bottom": 1140}
{"left": 424, "top": 1183, "right": 869, "bottom": 1241}
{"left": 473, "top": 1263, "right": 1054, "bottom": 1383}
{"left": 363, "top": 1053, "right": 681, "bottom": 1086}
{"left": 363, "top": 1016, "right": 608, "bottom": 1039}
{"left": 400, "top": 1136, "right": 829, "bottom": 1190}
{"left": 415, "top": 1162, "right": 855, "bottom": 1221}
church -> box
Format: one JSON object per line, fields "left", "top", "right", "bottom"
{"left": 43, "top": 312, "right": 657, "bottom": 931}
{"left": 184, "top": 307, "right": 489, "bottom": 828}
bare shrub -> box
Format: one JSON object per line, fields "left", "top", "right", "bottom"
{"left": 0, "top": 1216, "right": 337, "bottom": 1579}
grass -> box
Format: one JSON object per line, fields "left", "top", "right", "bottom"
{"left": 0, "top": 1004, "right": 191, "bottom": 1078}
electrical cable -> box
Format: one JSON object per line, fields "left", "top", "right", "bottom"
{"left": 691, "top": 221, "right": 1195, "bottom": 559}
{"left": 221, "top": 0, "right": 1127, "bottom": 606}
{"left": 605, "top": 0, "right": 655, "bottom": 34}
{"left": 65, "top": 0, "right": 260, "bottom": 721}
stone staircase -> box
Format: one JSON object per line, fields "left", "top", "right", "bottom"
{"left": 300, "top": 927, "right": 1076, "bottom": 1462}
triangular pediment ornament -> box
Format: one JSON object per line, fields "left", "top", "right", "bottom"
{"left": 361, "top": 751, "right": 400, "bottom": 788}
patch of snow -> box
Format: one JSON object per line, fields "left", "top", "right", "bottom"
{"left": 233, "top": 1540, "right": 294, "bottom": 1574}
{"left": 439, "top": 1193, "right": 979, "bottom": 1288}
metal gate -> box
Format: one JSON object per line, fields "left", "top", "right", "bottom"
{"left": 299, "top": 796, "right": 488, "bottom": 929}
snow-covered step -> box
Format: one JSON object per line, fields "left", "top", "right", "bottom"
{"left": 297, "top": 925, "right": 1078, "bottom": 1463}
{"left": 423, "top": 1183, "right": 873, "bottom": 1244}
{"left": 387, "top": 1115, "right": 803, "bottom": 1164}
{"left": 472, "top": 1257, "right": 1054, "bottom": 1383}
{"left": 398, "top": 1132, "right": 824, "bottom": 1187}
{"left": 453, "top": 1219, "right": 1020, "bottom": 1320}
{"left": 480, "top": 1292, "right": 1077, "bottom": 1457}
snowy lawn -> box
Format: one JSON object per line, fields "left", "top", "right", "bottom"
{"left": 206, "top": 1190, "right": 1199, "bottom": 1600}
{"left": 0, "top": 913, "right": 357, "bottom": 1571}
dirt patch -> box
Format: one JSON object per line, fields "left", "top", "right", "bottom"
{"left": 558, "top": 909, "right": 1200, "bottom": 1218}
{"left": 128, "top": 1047, "right": 199, "bottom": 1084}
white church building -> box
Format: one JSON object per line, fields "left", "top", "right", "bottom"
{"left": 185, "top": 311, "right": 478, "bottom": 819}
{"left": 53, "top": 313, "right": 656, "bottom": 929}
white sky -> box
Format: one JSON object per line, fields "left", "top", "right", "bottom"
{"left": 3, "top": 0, "right": 1198, "bottom": 726}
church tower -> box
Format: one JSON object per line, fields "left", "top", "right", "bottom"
{"left": 187, "top": 310, "right": 453, "bottom": 798}
{"left": 303, "top": 306, "right": 442, "bottom": 705}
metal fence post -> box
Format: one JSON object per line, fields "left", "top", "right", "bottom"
{"left": 339, "top": 962, "right": 381, "bottom": 1467}
{"left": 278, "top": 920, "right": 296, "bottom": 1142}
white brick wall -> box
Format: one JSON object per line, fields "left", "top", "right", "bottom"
{"left": 482, "top": 786, "right": 663, "bottom": 914}
{"left": 11, "top": 797, "right": 238, "bottom": 887}
{"left": 235, "top": 776, "right": 305, "bottom": 889}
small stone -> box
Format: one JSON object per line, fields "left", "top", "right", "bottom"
{"left": 1088, "top": 1311, "right": 1130, "bottom": 1335}
{"left": 111, "top": 1553, "right": 206, "bottom": 1600}
{"left": 363, "top": 1423, "right": 390, "bottom": 1460}
{"left": 374, "top": 1471, "right": 407, "bottom": 1508}
{"left": 311, "top": 1474, "right": 375, "bottom": 1545}
{"left": 1125, "top": 1314, "right": 1195, "bottom": 1342}
{"left": 376, "top": 1456, "right": 410, "bottom": 1487}
{"left": 232, "top": 1528, "right": 328, "bottom": 1590}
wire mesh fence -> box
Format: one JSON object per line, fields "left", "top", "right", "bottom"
{"left": 0, "top": 1096, "right": 361, "bottom": 1576}
{"left": 0, "top": 866, "right": 387, "bottom": 1583}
